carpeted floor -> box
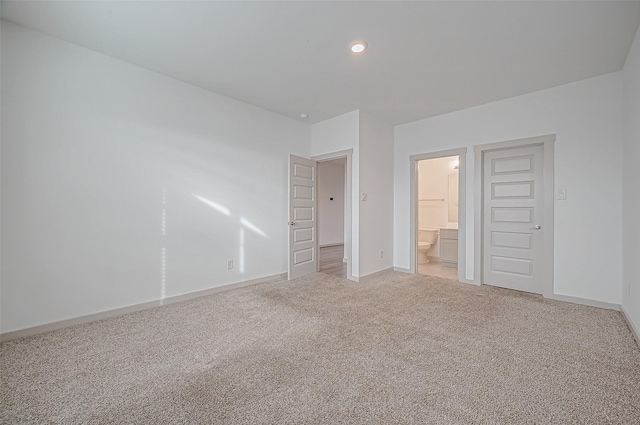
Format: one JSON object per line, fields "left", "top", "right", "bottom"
{"left": 1, "top": 272, "right": 639, "bottom": 424}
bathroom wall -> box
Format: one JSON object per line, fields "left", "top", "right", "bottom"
{"left": 317, "top": 159, "right": 345, "bottom": 247}
{"left": 417, "top": 156, "right": 459, "bottom": 258}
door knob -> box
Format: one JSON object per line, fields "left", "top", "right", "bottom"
{"left": 531, "top": 225, "right": 541, "bottom": 230}
{"left": 289, "top": 222, "right": 296, "bottom": 226}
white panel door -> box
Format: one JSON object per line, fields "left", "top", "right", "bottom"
{"left": 483, "top": 145, "right": 544, "bottom": 294}
{"left": 288, "top": 155, "right": 317, "bottom": 280}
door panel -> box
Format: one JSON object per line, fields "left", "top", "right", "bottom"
{"left": 492, "top": 207, "right": 533, "bottom": 223}
{"left": 492, "top": 155, "right": 534, "bottom": 174}
{"left": 492, "top": 232, "right": 532, "bottom": 250}
{"left": 288, "top": 155, "right": 317, "bottom": 280}
{"left": 492, "top": 181, "right": 534, "bottom": 198}
{"left": 491, "top": 256, "right": 533, "bottom": 275}
{"left": 483, "top": 145, "right": 544, "bottom": 294}
{"left": 293, "top": 228, "right": 313, "bottom": 243}
{"left": 293, "top": 207, "right": 314, "bottom": 221}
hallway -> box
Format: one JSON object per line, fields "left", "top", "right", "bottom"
{"left": 319, "top": 245, "right": 347, "bottom": 279}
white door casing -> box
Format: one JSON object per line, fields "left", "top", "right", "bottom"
{"left": 311, "top": 149, "right": 354, "bottom": 281}
{"left": 409, "top": 148, "right": 468, "bottom": 282}
{"left": 288, "top": 155, "right": 318, "bottom": 280}
{"left": 483, "top": 145, "right": 544, "bottom": 294}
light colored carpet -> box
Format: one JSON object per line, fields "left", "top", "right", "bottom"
{"left": 1, "top": 272, "right": 639, "bottom": 424}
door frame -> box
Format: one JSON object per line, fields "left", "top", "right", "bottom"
{"left": 312, "top": 149, "right": 355, "bottom": 281}
{"left": 474, "top": 134, "right": 555, "bottom": 298}
{"left": 409, "top": 148, "right": 468, "bottom": 283}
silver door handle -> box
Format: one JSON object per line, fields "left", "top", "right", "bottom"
{"left": 289, "top": 222, "right": 296, "bottom": 226}
{"left": 530, "top": 225, "right": 541, "bottom": 230}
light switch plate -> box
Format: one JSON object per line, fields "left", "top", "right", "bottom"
{"left": 558, "top": 189, "right": 567, "bottom": 200}
{"left": 360, "top": 192, "right": 368, "bottom": 201}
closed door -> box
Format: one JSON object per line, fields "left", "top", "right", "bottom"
{"left": 483, "top": 145, "right": 544, "bottom": 294}
{"left": 288, "top": 155, "right": 318, "bottom": 280}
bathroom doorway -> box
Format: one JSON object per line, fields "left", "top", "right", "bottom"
{"left": 416, "top": 156, "right": 459, "bottom": 279}
{"left": 409, "top": 148, "right": 467, "bottom": 282}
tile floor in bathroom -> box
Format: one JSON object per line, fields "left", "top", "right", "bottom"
{"left": 417, "top": 261, "right": 458, "bottom": 280}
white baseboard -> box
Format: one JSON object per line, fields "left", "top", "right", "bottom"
{"left": 620, "top": 305, "right": 640, "bottom": 347}
{"left": 393, "top": 266, "right": 413, "bottom": 274}
{"left": 319, "top": 243, "right": 344, "bottom": 248}
{"left": 547, "top": 293, "right": 620, "bottom": 311}
{"left": 359, "top": 267, "right": 394, "bottom": 279}
{"left": 0, "top": 272, "right": 286, "bottom": 342}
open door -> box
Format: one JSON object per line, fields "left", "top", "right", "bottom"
{"left": 288, "top": 154, "right": 318, "bottom": 280}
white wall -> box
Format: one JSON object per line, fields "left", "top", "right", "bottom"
{"left": 317, "top": 159, "right": 345, "bottom": 247}
{"left": 311, "top": 109, "right": 394, "bottom": 278}
{"left": 359, "top": 111, "right": 394, "bottom": 276}
{"left": 1, "top": 22, "right": 310, "bottom": 333}
{"left": 311, "top": 110, "right": 360, "bottom": 277}
{"left": 0, "top": 18, "right": 3, "bottom": 333}
{"left": 417, "top": 156, "right": 459, "bottom": 258}
{"left": 395, "top": 72, "right": 624, "bottom": 304}
{"left": 622, "top": 25, "right": 640, "bottom": 333}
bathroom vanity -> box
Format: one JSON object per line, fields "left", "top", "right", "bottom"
{"left": 439, "top": 228, "right": 458, "bottom": 268}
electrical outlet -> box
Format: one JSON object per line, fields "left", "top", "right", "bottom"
{"left": 379, "top": 250, "right": 384, "bottom": 258}
{"left": 227, "top": 259, "right": 233, "bottom": 270}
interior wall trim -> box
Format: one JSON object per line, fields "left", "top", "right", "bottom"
{"left": 319, "top": 243, "right": 344, "bottom": 248}
{"left": 0, "top": 273, "right": 286, "bottom": 342}
{"left": 359, "top": 267, "right": 394, "bottom": 280}
{"left": 393, "top": 267, "right": 412, "bottom": 273}
{"left": 621, "top": 305, "right": 640, "bottom": 347}
{"left": 546, "top": 293, "right": 620, "bottom": 311}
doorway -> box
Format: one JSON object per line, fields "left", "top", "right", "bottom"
{"left": 317, "top": 158, "right": 347, "bottom": 278}
{"left": 288, "top": 150, "right": 354, "bottom": 281}
{"left": 409, "top": 148, "right": 467, "bottom": 282}
{"left": 415, "top": 156, "right": 460, "bottom": 280}
{"left": 311, "top": 149, "right": 354, "bottom": 281}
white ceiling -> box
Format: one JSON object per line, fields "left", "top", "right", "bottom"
{"left": 2, "top": 1, "right": 639, "bottom": 125}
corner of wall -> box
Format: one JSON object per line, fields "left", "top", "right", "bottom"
{"left": 0, "top": 17, "right": 3, "bottom": 333}
{"left": 357, "top": 111, "right": 395, "bottom": 276}
{"left": 621, "top": 22, "right": 640, "bottom": 336}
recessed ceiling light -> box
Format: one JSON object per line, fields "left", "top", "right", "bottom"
{"left": 350, "top": 41, "right": 367, "bottom": 54}
{"left": 300, "top": 113, "right": 309, "bottom": 119}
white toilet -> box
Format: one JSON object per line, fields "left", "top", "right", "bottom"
{"left": 418, "top": 228, "right": 439, "bottom": 264}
